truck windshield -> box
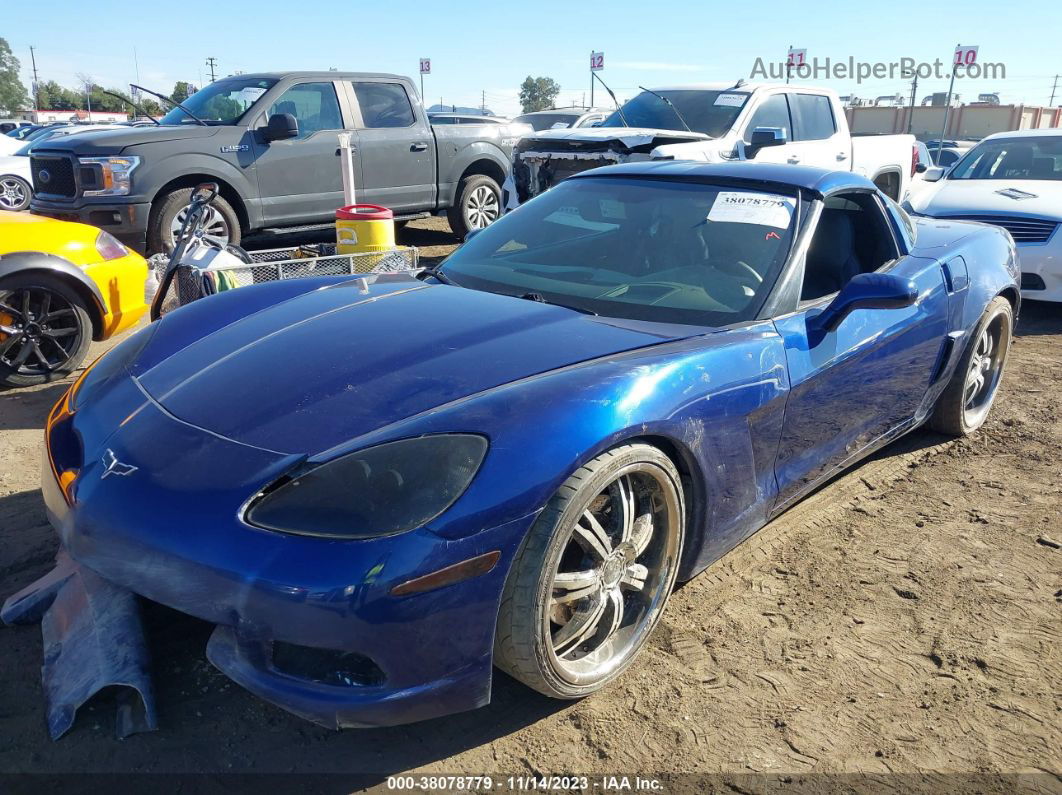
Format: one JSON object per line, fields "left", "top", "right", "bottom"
{"left": 949, "top": 136, "right": 1062, "bottom": 181}
{"left": 600, "top": 90, "right": 749, "bottom": 137}
{"left": 440, "top": 176, "right": 798, "bottom": 326}
{"left": 159, "top": 78, "right": 277, "bottom": 125}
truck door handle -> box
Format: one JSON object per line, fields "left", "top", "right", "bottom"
{"left": 787, "top": 156, "right": 801, "bottom": 164}
{"left": 410, "top": 142, "right": 429, "bottom": 152}
{"left": 837, "top": 151, "right": 849, "bottom": 161}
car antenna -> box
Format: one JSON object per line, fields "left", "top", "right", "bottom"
{"left": 637, "top": 86, "right": 693, "bottom": 133}
{"left": 725, "top": 79, "right": 748, "bottom": 91}
{"left": 130, "top": 83, "right": 208, "bottom": 126}
{"left": 593, "top": 72, "right": 630, "bottom": 127}
{"left": 98, "top": 88, "right": 161, "bottom": 125}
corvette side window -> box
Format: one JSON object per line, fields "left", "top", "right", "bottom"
{"left": 800, "top": 193, "right": 900, "bottom": 301}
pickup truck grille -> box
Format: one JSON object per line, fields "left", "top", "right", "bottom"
{"left": 941, "top": 215, "right": 1058, "bottom": 244}
{"left": 31, "top": 154, "right": 77, "bottom": 199}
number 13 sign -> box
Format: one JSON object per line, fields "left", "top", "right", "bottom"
{"left": 419, "top": 58, "right": 431, "bottom": 75}
{"left": 590, "top": 52, "right": 604, "bottom": 71}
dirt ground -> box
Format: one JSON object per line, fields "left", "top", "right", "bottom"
{"left": 0, "top": 219, "right": 1059, "bottom": 793}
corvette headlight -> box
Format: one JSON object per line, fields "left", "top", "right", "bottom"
{"left": 245, "top": 435, "right": 488, "bottom": 540}
{"left": 79, "top": 155, "right": 140, "bottom": 197}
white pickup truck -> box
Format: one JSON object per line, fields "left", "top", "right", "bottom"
{"left": 503, "top": 82, "right": 918, "bottom": 210}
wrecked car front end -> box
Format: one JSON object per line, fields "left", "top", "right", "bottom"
{"left": 503, "top": 128, "right": 712, "bottom": 210}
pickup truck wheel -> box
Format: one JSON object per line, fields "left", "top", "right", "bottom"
{"left": 448, "top": 175, "right": 501, "bottom": 239}
{"left": 0, "top": 176, "right": 31, "bottom": 211}
{"left": 0, "top": 274, "right": 93, "bottom": 387}
{"left": 148, "top": 188, "right": 241, "bottom": 255}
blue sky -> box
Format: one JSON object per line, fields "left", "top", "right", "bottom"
{"left": 4, "top": 0, "right": 1060, "bottom": 116}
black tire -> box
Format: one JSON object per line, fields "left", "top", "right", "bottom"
{"left": 447, "top": 174, "right": 501, "bottom": 240}
{"left": 0, "top": 273, "right": 93, "bottom": 388}
{"left": 929, "top": 296, "right": 1013, "bottom": 437}
{"left": 0, "top": 175, "right": 32, "bottom": 212}
{"left": 147, "top": 188, "right": 242, "bottom": 256}
{"left": 494, "top": 443, "right": 684, "bottom": 699}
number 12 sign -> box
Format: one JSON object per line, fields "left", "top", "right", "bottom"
{"left": 590, "top": 52, "right": 604, "bottom": 71}
{"left": 953, "top": 45, "right": 978, "bottom": 67}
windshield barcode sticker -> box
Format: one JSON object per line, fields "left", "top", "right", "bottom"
{"left": 707, "top": 192, "right": 794, "bottom": 228}
{"left": 714, "top": 93, "right": 748, "bottom": 107}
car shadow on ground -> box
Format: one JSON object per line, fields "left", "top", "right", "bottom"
{"left": 1014, "top": 299, "right": 1061, "bottom": 337}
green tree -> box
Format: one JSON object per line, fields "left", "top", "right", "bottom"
{"left": 139, "top": 98, "right": 163, "bottom": 117}
{"left": 171, "top": 81, "right": 195, "bottom": 104}
{"left": 519, "top": 76, "right": 560, "bottom": 113}
{"left": 0, "top": 37, "right": 31, "bottom": 115}
{"left": 36, "top": 80, "right": 79, "bottom": 111}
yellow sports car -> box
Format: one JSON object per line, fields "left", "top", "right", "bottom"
{"left": 0, "top": 211, "right": 149, "bottom": 387}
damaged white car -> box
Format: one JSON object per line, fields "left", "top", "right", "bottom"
{"left": 502, "top": 82, "right": 918, "bottom": 211}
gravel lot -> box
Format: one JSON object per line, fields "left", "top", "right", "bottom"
{"left": 1, "top": 219, "right": 1059, "bottom": 792}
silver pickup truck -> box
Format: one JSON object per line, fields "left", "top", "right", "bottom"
{"left": 29, "top": 72, "right": 523, "bottom": 253}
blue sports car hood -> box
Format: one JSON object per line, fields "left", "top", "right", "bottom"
{"left": 133, "top": 277, "right": 681, "bottom": 455}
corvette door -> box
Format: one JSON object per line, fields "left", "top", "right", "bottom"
{"left": 771, "top": 192, "right": 948, "bottom": 508}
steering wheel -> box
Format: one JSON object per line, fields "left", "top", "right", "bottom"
{"left": 714, "top": 260, "right": 763, "bottom": 295}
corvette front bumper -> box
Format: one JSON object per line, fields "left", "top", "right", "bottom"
{"left": 5, "top": 391, "right": 535, "bottom": 737}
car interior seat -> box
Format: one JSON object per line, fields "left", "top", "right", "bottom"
{"left": 801, "top": 210, "right": 863, "bottom": 300}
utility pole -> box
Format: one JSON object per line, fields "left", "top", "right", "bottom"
{"left": 590, "top": 51, "right": 594, "bottom": 108}
{"left": 205, "top": 57, "right": 218, "bottom": 83}
{"left": 937, "top": 44, "right": 961, "bottom": 161}
{"left": 28, "top": 46, "right": 40, "bottom": 114}
{"left": 481, "top": 89, "right": 485, "bottom": 114}
{"left": 907, "top": 74, "right": 918, "bottom": 134}
{"left": 1051, "top": 75, "right": 1059, "bottom": 106}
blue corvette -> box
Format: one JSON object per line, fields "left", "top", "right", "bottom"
{"left": 5, "top": 162, "right": 1019, "bottom": 737}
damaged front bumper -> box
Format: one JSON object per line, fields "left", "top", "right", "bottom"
{"left": 3, "top": 382, "right": 534, "bottom": 738}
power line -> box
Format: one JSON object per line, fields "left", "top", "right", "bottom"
{"left": 205, "top": 57, "right": 218, "bottom": 83}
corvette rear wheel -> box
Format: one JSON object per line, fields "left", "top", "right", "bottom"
{"left": 495, "top": 443, "right": 684, "bottom": 698}
{"left": 930, "top": 296, "right": 1013, "bottom": 436}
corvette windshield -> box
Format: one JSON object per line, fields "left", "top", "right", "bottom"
{"left": 441, "top": 177, "right": 798, "bottom": 326}
{"left": 949, "top": 136, "right": 1062, "bottom": 181}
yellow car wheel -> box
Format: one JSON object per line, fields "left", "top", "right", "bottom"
{"left": 0, "top": 273, "right": 92, "bottom": 387}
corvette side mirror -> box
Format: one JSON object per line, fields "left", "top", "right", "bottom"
{"left": 922, "top": 166, "right": 945, "bottom": 182}
{"left": 811, "top": 272, "right": 917, "bottom": 333}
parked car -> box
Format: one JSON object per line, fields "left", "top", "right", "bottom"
{"left": 503, "top": 83, "right": 918, "bottom": 211}
{"left": 0, "top": 120, "right": 31, "bottom": 135}
{"left": 512, "top": 108, "right": 610, "bottom": 131}
{"left": 29, "top": 72, "right": 522, "bottom": 254}
{"left": 0, "top": 126, "right": 129, "bottom": 212}
{"left": 3, "top": 162, "right": 1018, "bottom": 736}
{"left": 906, "top": 129, "right": 1062, "bottom": 302}
{"left": 0, "top": 211, "right": 149, "bottom": 386}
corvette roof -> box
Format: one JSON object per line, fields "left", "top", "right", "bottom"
{"left": 571, "top": 160, "right": 876, "bottom": 195}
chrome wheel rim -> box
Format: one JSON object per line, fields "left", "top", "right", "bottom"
{"left": 465, "top": 185, "right": 499, "bottom": 229}
{"left": 0, "top": 287, "right": 82, "bottom": 375}
{"left": 962, "top": 314, "right": 1008, "bottom": 427}
{"left": 170, "top": 203, "right": 230, "bottom": 248}
{"left": 543, "top": 463, "right": 680, "bottom": 686}
{"left": 0, "top": 177, "right": 28, "bottom": 210}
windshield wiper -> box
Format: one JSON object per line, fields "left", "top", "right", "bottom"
{"left": 131, "top": 83, "right": 207, "bottom": 126}
{"left": 416, "top": 264, "right": 455, "bottom": 284}
{"left": 637, "top": 86, "right": 693, "bottom": 133}
{"left": 98, "top": 89, "right": 161, "bottom": 125}
{"left": 520, "top": 292, "right": 597, "bottom": 315}
{"left": 594, "top": 73, "right": 629, "bottom": 127}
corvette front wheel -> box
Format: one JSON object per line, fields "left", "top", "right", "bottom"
{"left": 495, "top": 443, "right": 684, "bottom": 698}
